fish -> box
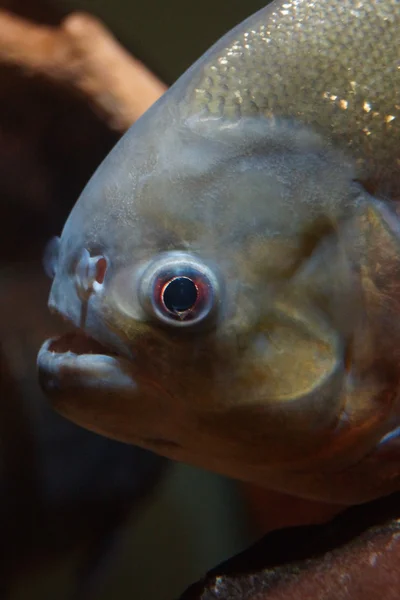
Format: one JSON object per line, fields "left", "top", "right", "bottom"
{"left": 37, "top": 0, "right": 400, "bottom": 505}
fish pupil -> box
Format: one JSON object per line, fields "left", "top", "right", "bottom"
{"left": 162, "top": 277, "right": 198, "bottom": 313}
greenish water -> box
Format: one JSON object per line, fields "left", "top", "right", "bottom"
{"left": 11, "top": 463, "right": 253, "bottom": 600}
{"left": 55, "top": 0, "right": 267, "bottom": 83}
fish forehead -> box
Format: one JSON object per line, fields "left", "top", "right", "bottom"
{"left": 59, "top": 116, "right": 357, "bottom": 275}
{"left": 55, "top": 0, "right": 400, "bottom": 279}
{"left": 58, "top": 0, "right": 399, "bottom": 264}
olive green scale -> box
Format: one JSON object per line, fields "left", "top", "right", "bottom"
{"left": 182, "top": 0, "right": 399, "bottom": 199}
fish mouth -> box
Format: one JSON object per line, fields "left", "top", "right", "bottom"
{"left": 37, "top": 293, "right": 130, "bottom": 379}
{"left": 37, "top": 326, "right": 131, "bottom": 396}
{"left": 37, "top": 326, "right": 183, "bottom": 454}
{"left": 42, "top": 331, "right": 117, "bottom": 357}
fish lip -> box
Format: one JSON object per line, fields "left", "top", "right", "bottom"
{"left": 41, "top": 331, "right": 118, "bottom": 357}
{"left": 37, "top": 333, "right": 136, "bottom": 400}
{"left": 37, "top": 330, "right": 124, "bottom": 386}
{"left": 37, "top": 332, "right": 124, "bottom": 375}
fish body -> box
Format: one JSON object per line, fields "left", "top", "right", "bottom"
{"left": 38, "top": 0, "right": 400, "bottom": 504}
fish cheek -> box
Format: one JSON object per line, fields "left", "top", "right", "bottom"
{"left": 195, "top": 326, "right": 343, "bottom": 466}
{"left": 47, "top": 374, "right": 186, "bottom": 450}
{"left": 39, "top": 346, "right": 187, "bottom": 448}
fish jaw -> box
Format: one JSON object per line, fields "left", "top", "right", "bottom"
{"left": 37, "top": 334, "right": 187, "bottom": 453}
{"left": 36, "top": 329, "right": 400, "bottom": 506}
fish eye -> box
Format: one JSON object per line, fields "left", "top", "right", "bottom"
{"left": 139, "top": 252, "right": 220, "bottom": 328}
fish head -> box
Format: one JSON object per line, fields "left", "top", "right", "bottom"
{"left": 38, "top": 0, "right": 400, "bottom": 503}
{"left": 38, "top": 92, "right": 381, "bottom": 499}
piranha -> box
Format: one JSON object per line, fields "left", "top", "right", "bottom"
{"left": 37, "top": 0, "right": 400, "bottom": 505}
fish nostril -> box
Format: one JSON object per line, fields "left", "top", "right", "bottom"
{"left": 75, "top": 249, "right": 108, "bottom": 299}
{"left": 95, "top": 256, "right": 107, "bottom": 284}
{"left": 43, "top": 236, "right": 60, "bottom": 279}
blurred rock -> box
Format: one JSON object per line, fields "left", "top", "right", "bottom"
{"left": 180, "top": 491, "right": 400, "bottom": 600}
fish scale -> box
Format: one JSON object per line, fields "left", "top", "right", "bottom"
{"left": 183, "top": 0, "right": 399, "bottom": 198}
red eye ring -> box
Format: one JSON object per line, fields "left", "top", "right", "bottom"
{"left": 153, "top": 270, "right": 211, "bottom": 323}
{"left": 160, "top": 276, "right": 199, "bottom": 318}
{"left": 139, "top": 252, "right": 220, "bottom": 328}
